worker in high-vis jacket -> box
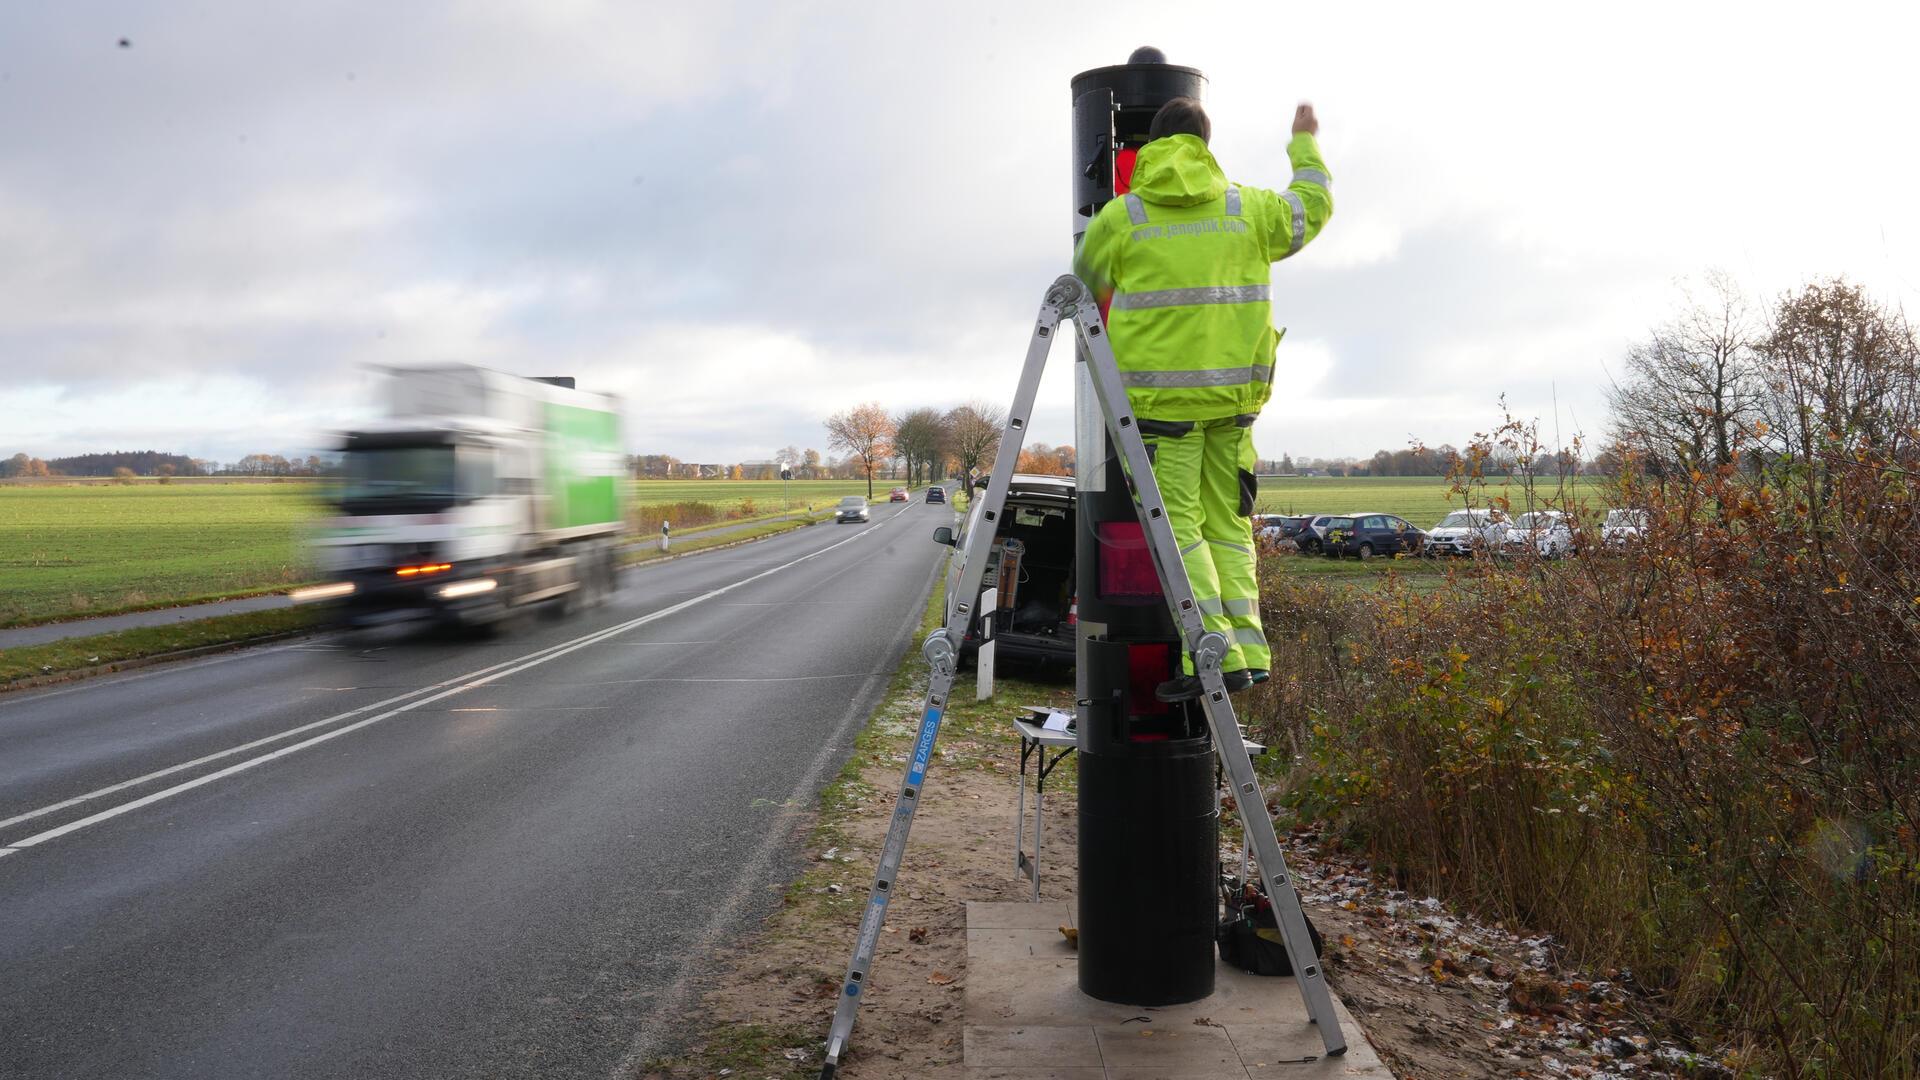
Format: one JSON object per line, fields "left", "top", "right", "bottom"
{"left": 1073, "top": 97, "right": 1332, "bottom": 700}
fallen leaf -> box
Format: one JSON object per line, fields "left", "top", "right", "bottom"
{"left": 928, "top": 971, "right": 954, "bottom": 986}
{"left": 908, "top": 927, "right": 929, "bottom": 943}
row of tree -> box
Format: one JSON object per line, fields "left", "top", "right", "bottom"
{"left": 1605, "top": 272, "right": 1919, "bottom": 477}
{"left": 823, "top": 401, "right": 1020, "bottom": 497}
{"left": 0, "top": 451, "right": 335, "bottom": 479}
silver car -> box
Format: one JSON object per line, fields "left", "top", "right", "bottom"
{"left": 1602, "top": 508, "right": 1647, "bottom": 549}
{"left": 1426, "top": 508, "right": 1510, "bottom": 557}
{"left": 835, "top": 495, "right": 870, "bottom": 523}
{"left": 1503, "top": 510, "right": 1575, "bottom": 557}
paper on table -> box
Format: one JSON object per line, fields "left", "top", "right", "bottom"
{"left": 1038, "top": 708, "right": 1073, "bottom": 732}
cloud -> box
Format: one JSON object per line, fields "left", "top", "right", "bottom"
{"left": 4, "top": 1, "right": 1919, "bottom": 463}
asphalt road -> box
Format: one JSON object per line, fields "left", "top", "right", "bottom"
{"left": 0, "top": 497, "right": 951, "bottom": 1080}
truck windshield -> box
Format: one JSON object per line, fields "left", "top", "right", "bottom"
{"left": 340, "top": 446, "right": 457, "bottom": 511}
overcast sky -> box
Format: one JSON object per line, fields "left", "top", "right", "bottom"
{"left": 5, "top": 1, "right": 1918, "bottom": 465}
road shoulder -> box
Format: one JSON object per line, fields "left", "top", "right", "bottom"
{"left": 636, "top": 584, "right": 1392, "bottom": 1080}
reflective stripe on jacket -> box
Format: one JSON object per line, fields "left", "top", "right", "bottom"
{"left": 1073, "top": 132, "right": 1332, "bottom": 421}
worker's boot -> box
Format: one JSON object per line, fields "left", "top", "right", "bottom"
{"left": 1154, "top": 674, "right": 1204, "bottom": 703}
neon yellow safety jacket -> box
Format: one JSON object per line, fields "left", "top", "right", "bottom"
{"left": 1073, "top": 132, "right": 1333, "bottom": 421}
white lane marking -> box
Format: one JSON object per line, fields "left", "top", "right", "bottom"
{"left": 578, "top": 672, "right": 892, "bottom": 684}
{"left": 0, "top": 507, "right": 912, "bottom": 855}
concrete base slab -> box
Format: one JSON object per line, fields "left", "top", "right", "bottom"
{"left": 962, "top": 902, "right": 1391, "bottom": 1079}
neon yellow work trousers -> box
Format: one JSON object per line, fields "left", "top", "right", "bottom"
{"left": 1140, "top": 416, "right": 1270, "bottom": 674}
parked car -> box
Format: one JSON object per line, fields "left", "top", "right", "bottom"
{"left": 933, "top": 473, "right": 1076, "bottom": 666}
{"left": 925, "top": 486, "right": 947, "bottom": 504}
{"left": 1426, "top": 508, "right": 1511, "bottom": 557}
{"left": 1503, "top": 510, "right": 1575, "bottom": 557}
{"left": 888, "top": 486, "right": 909, "bottom": 502}
{"left": 1323, "top": 513, "right": 1426, "bottom": 559}
{"left": 1255, "top": 514, "right": 1313, "bottom": 546}
{"left": 1295, "top": 514, "right": 1341, "bottom": 554}
{"left": 835, "top": 495, "right": 871, "bottom": 523}
{"left": 1602, "top": 508, "right": 1647, "bottom": 549}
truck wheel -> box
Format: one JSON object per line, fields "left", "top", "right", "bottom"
{"left": 599, "top": 547, "right": 620, "bottom": 602}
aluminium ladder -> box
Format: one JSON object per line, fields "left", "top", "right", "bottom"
{"left": 818, "top": 275, "right": 1345, "bottom": 1078}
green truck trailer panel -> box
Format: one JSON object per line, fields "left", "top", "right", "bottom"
{"left": 543, "top": 402, "right": 624, "bottom": 532}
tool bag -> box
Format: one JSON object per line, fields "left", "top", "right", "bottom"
{"left": 1217, "top": 877, "right": 1324, "bottom": 976}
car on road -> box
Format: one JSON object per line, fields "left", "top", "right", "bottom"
{"left": 925, "top": 486, "right": 947, "bottom": 504}
{"left": 1503, "top": 510, "right": 1575, "bottom": 557}
{"left": 1426, "top": 508, "right": 1511, "bottom": 557}
{"left": 934, "top": 473, "right": 1075, "bottom": 666}
{"left": 1255, "top": 514, "right": 1314, "bottom": 546}
{"left": 835, "top": 495, "right": 871, "bottom": 523}
{"left": 1322, "top": 513, "right": 1426, "bottom": 559}
{"left": 888, "top": 486, "right": 909, "bottom": 502}
{"left": 1602, "top": 508, "right": 1647, "bottom": 549}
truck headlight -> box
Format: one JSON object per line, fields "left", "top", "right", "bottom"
{"left": 438, "top": 579, "right": 498, "bottom": 600}
{"left": 290, "top": 582, "right": 355, "bottom": 603}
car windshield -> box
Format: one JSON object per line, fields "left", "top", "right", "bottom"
{"left": 1437, "top": 511, "right": 1480, "bottom": 528}
{"left": 1514, "top": 512, "right": 1559, "bottom": 528}
{"left": 838, "top": 496, "right": 864, "bottom": 507}
{"left": 1606, "top": 510, "right": 1645, "bottom": 527}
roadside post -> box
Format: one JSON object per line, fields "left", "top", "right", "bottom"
{"left": 660, "top": 520, "right": 670, "bottom": 553}
{"left": 975, "top": 587, "right": 997, "bottom": 701}
{"left": 781, "top": 462, "right": 792, "bottom": 520}
{"left": 1069, "top": 48, "right": 1219, "bottom": 1007}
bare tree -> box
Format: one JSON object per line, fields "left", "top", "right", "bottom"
{"left": 1607, "top": 271, "right": 1764, "bottom": 472}
{"left": 825, "top": 403, "right": 895, "bottom": 499}
{"left": 946, "top": 401, "right": 1005, "bottom": 488}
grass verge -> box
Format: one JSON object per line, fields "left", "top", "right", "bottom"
{"left": 0, "top": 584, "right": 304, "bottom": 631}
{"left": 0, "top": 607, "right": 315, "bottom": 688}
{"left": 623, "top": 517, "right": 822, "bottom": 566}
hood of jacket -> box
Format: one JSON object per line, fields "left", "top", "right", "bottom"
{"left": 1128, "top": 134, "right": 1227, "bottom": 207}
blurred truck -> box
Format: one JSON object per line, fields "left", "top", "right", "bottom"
{"left": 298, "top": 365, "right": 626, "bottom": 629}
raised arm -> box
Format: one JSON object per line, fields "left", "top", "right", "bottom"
{"left": 1253, "top": 102, "right": 1334, "bottom": 261}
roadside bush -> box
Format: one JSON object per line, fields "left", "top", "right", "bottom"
{"left": 631, "top": 498, "right": 777, "bottom": 536}
{"left": 633, "top": 500, "right": 722, "bottom": 534}
{"left": 1246, "top": 423, "right": 1920, "bottom": 1076}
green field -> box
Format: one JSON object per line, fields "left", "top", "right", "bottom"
{"left": 1255, "top": 475, "right": 1617, "bottom": 528}
{"left": 0, "top": 483, "right": 320, "bottom": 626}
